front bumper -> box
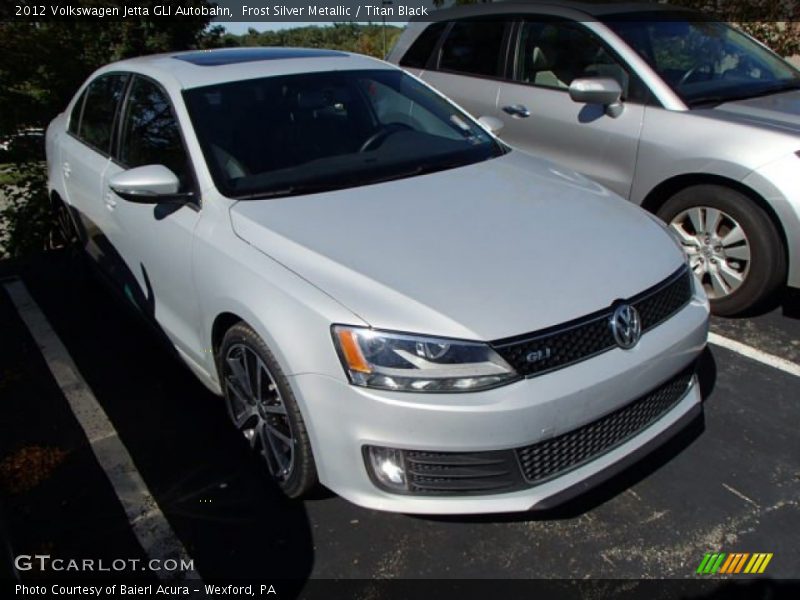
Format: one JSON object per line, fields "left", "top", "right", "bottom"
{"left": 290, "top": 289, "right": 709, "bottom": 514}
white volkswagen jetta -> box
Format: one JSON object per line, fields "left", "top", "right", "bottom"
{"left": 46, "top": 48, "right": 709, "bottom": 514}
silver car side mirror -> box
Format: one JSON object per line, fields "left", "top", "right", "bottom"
{"left": 569, "top": 77, "right": 624, "bottom": 118}
{"left": 478, "top": 115, "right": 505, "bottom": 135}
{"left": 109, "top": 164, "right": 189, "bottom": 204}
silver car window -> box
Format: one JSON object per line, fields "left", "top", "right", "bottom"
{"left": 606, "top": 16, "right": 800, "bottom": 106}
{"left": 515, "top": 21, "right": 630, "bottom": 97}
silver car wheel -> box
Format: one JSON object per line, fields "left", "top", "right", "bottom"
{"left": 669, "top": 206, "right": 751, "bottom": 300}
{"left": 223, "top": 343, "right": 294, "bottom": 481}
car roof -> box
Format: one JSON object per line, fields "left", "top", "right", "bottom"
{"left": 414, "top": 0, "right": 692, "bottom": 21}
{"left": 93, "top": 47, "right": 394, "bottom": 91}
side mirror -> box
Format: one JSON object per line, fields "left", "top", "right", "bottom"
{"left": 109, "top": 165, "right": 190, "bottom": 204}
{"left": 569, "top": 77, "right": 624, "bottom": 118}
{"left": 478, "top": 115, "right": 504, "bottom": 135}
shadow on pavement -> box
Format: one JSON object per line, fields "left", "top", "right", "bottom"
{"left": 417, "top": 351, "right": 716, "bottom": 525}
{"left": 1, "top": 250, "right": 315, "bottom": 593}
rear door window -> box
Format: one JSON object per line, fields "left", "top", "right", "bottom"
{"left": 78, "top": 74, "right": 128, "bottom": 154}
{"left": 439, "top": 20, "right": 508, "bottom": 78}
{"left": 400, "top": 22, "right": 447, "bottom": 69}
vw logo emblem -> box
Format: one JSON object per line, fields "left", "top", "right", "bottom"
{"left": 609, "top": 304, "right": 642, "bottom": 349}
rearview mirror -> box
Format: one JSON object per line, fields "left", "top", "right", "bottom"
{"left": 569, "top": 78, "right": 624, "bottom": 117}
{"left": 109, "top": 165, "right": 190, "bottom": 204}
{"left": 478, "top": 115, "right": 504, "bottom": 135}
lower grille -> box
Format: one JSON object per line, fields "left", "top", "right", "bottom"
{"left": 516, "top": 366, "right": 695, "bottom": 485}
{"left": 365, "top": 366, "right": 696, "bottom": 496}
{"left": 405, "top": 450, "right": 523, "bottom": 495}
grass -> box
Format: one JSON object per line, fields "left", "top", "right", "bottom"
{"left": 0, "top": 164, "right": 25, "bottom": 186}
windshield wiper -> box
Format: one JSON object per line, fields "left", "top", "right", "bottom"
{"left": 232, "top": 182, "right": 346, "bottom": 200}
{"left": 362, "top": 158, "right": 478, "bottom": 187}
{"left": 689, "top": 80, "right": 800, "bottom": 107}
{"left": 756, "top": 80, "right": 800, "bottom": 96}
{"left": 231, "top": 156, "right": 485, "bottom": 199}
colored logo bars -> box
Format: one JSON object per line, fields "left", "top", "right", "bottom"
{"left": 697, "top": 553, "right": 773, "bottom": 575}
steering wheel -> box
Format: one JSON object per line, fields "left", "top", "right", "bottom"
{"left": 678, "top": 62, "right": 715, "bottom": 86}
{"left": 359, "top": 123, "right": 412, "bottom": 153}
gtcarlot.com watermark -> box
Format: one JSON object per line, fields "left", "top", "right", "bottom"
{"left": 14, "top": 554, "right": 194, "bottom": 574}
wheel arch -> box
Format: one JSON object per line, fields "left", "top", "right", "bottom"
{"left": 211, "top": 311, "right": 244, "bottom": 362}
{"left": 208, "top": 308, "right": 325, "bottom": 490}
{"left": 640, "top": 173, "right": 789, "bottom": 274}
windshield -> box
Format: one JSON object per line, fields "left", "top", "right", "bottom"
{"left": 604, "top": 14, "right": 800, "bottom": 107}
{"left": 183, "top": 69, "right": 505, "bottom": 199}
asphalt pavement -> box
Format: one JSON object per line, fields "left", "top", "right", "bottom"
{"left": 0, "top": 250, "right": 798, "bottom": 593}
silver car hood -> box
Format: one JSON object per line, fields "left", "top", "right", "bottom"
{"left": 710, "top": 90, "right": 800, "bottom": 133}
{"left": 230, "top": 152, "right": 684, "bottom": 341}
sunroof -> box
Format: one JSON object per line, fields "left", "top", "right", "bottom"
{"left": 173, "top": 48, "right": 348, "bottom": 66}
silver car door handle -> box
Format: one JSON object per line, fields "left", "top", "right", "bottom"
{"left": 62, "top": 162, "right": 71, "bottom": 178}
{"left": 104, "top": 191, "right": 117, "bottom": 210}
{"left": 502, "top": 104, "right": 530, "bottom": 118}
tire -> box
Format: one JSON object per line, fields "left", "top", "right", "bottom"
{"left": 657, "top": 184, "right": 785, "bottom": 316}
{"left": 218, "top": 322, "right": 317, "bottom": 498}
{"left": 51, "top": 195, "right": 92, "bottom": 285}
{"left": 50, "top": 195, "right": 79, "bottom": 250}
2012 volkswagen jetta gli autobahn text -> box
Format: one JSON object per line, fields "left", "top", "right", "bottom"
{"left": 46, "top": 48, "right": 709, "bottom": 514}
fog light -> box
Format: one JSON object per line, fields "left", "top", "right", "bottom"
{"left": 366, "top": 446, "right": 408, "bottom": 492}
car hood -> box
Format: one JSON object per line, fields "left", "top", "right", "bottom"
{"left": 710, "top": 90, "right": 800, "bottom": 134}
{"left": 230, "top": 152, "right": 684, "bottom": 341}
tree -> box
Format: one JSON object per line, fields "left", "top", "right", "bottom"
{"left": 0, "top": 1, "right": 217, "bottom": 137}
{"left": 208, "top": 23, "right": 404, "bottom": 59}
{"left": 668, "top": 0, "right": 800, "bottom": 56}
{"left": 0, "top": 1, "right": 217, "bottom": 258}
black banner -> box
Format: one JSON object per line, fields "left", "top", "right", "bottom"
{"left": 1, "top": 0, "right": 798, "bottom": 23}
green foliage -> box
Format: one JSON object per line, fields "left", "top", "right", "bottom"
{"left": 0, "top": 162, "right": 51, "bottom": 259}
{"left": 668, "top": 0, "right": 800, "bottom": 57}
{"left": 0, "top": 1, "right": 217, "bottom": 138}
{"left": 0, "top": 1, "right": 216, "bottom": 258}
{"left": 201, "top": 23, "right": 405, "bottom": 59}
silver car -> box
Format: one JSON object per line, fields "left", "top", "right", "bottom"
{"left": 389, "top": 1, "right": 800, "bottom": 315}
{"left": 46, "top": 48, "right": 708, "bottom": 514}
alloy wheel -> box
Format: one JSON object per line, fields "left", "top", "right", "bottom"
{"left": 223, "top": 343, "right": 295, "bottom": 481}
{"left": 669, "top": 206, "right": 751, "bottom": 300}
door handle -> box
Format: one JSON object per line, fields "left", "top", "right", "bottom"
{"left": 104, "top": 191, "right": 117, "bottom": 210}
{"left": 502, "top": 104, "right": 531, "bottom": 118}
{"left": 62, "top": 162, "right": 71, "bottom": 178}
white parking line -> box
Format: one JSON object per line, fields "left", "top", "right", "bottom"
{"left": 3, "top": 279, "right": 202, "bottom": 581}
{"left": 709, "top": 332, "right": 800, "bottom": 378}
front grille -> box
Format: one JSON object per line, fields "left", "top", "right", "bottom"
{"left": 516, "top": 366, "right": 695, "bottom": 485}
{"left": 493, "top": 266, "right": 693, "bottom": 378}
{"left": 404, "top": 450, "right": 524, "bottom": 495}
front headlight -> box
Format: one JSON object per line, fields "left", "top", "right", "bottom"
{"left": 331, "top": 326, "right": 518, "bottom": 393}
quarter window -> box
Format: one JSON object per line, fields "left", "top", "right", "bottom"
{"left": 439, "top": 20, "right": 507, "bottom": 77}
{"left": 78, "top": 74, "right": 128, "bottom": 153}
{"left": 119, "top": 77, "right": 190, "bottom": 190}
{"left": 68, "top": 90, "right": 87, "bottom": 136}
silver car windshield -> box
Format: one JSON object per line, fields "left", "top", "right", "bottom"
{"left": 183, "top": 69, "right": 505, "bottom": 199}
{"left": 605, "top": 15, "right": 800, "bottom": 107}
